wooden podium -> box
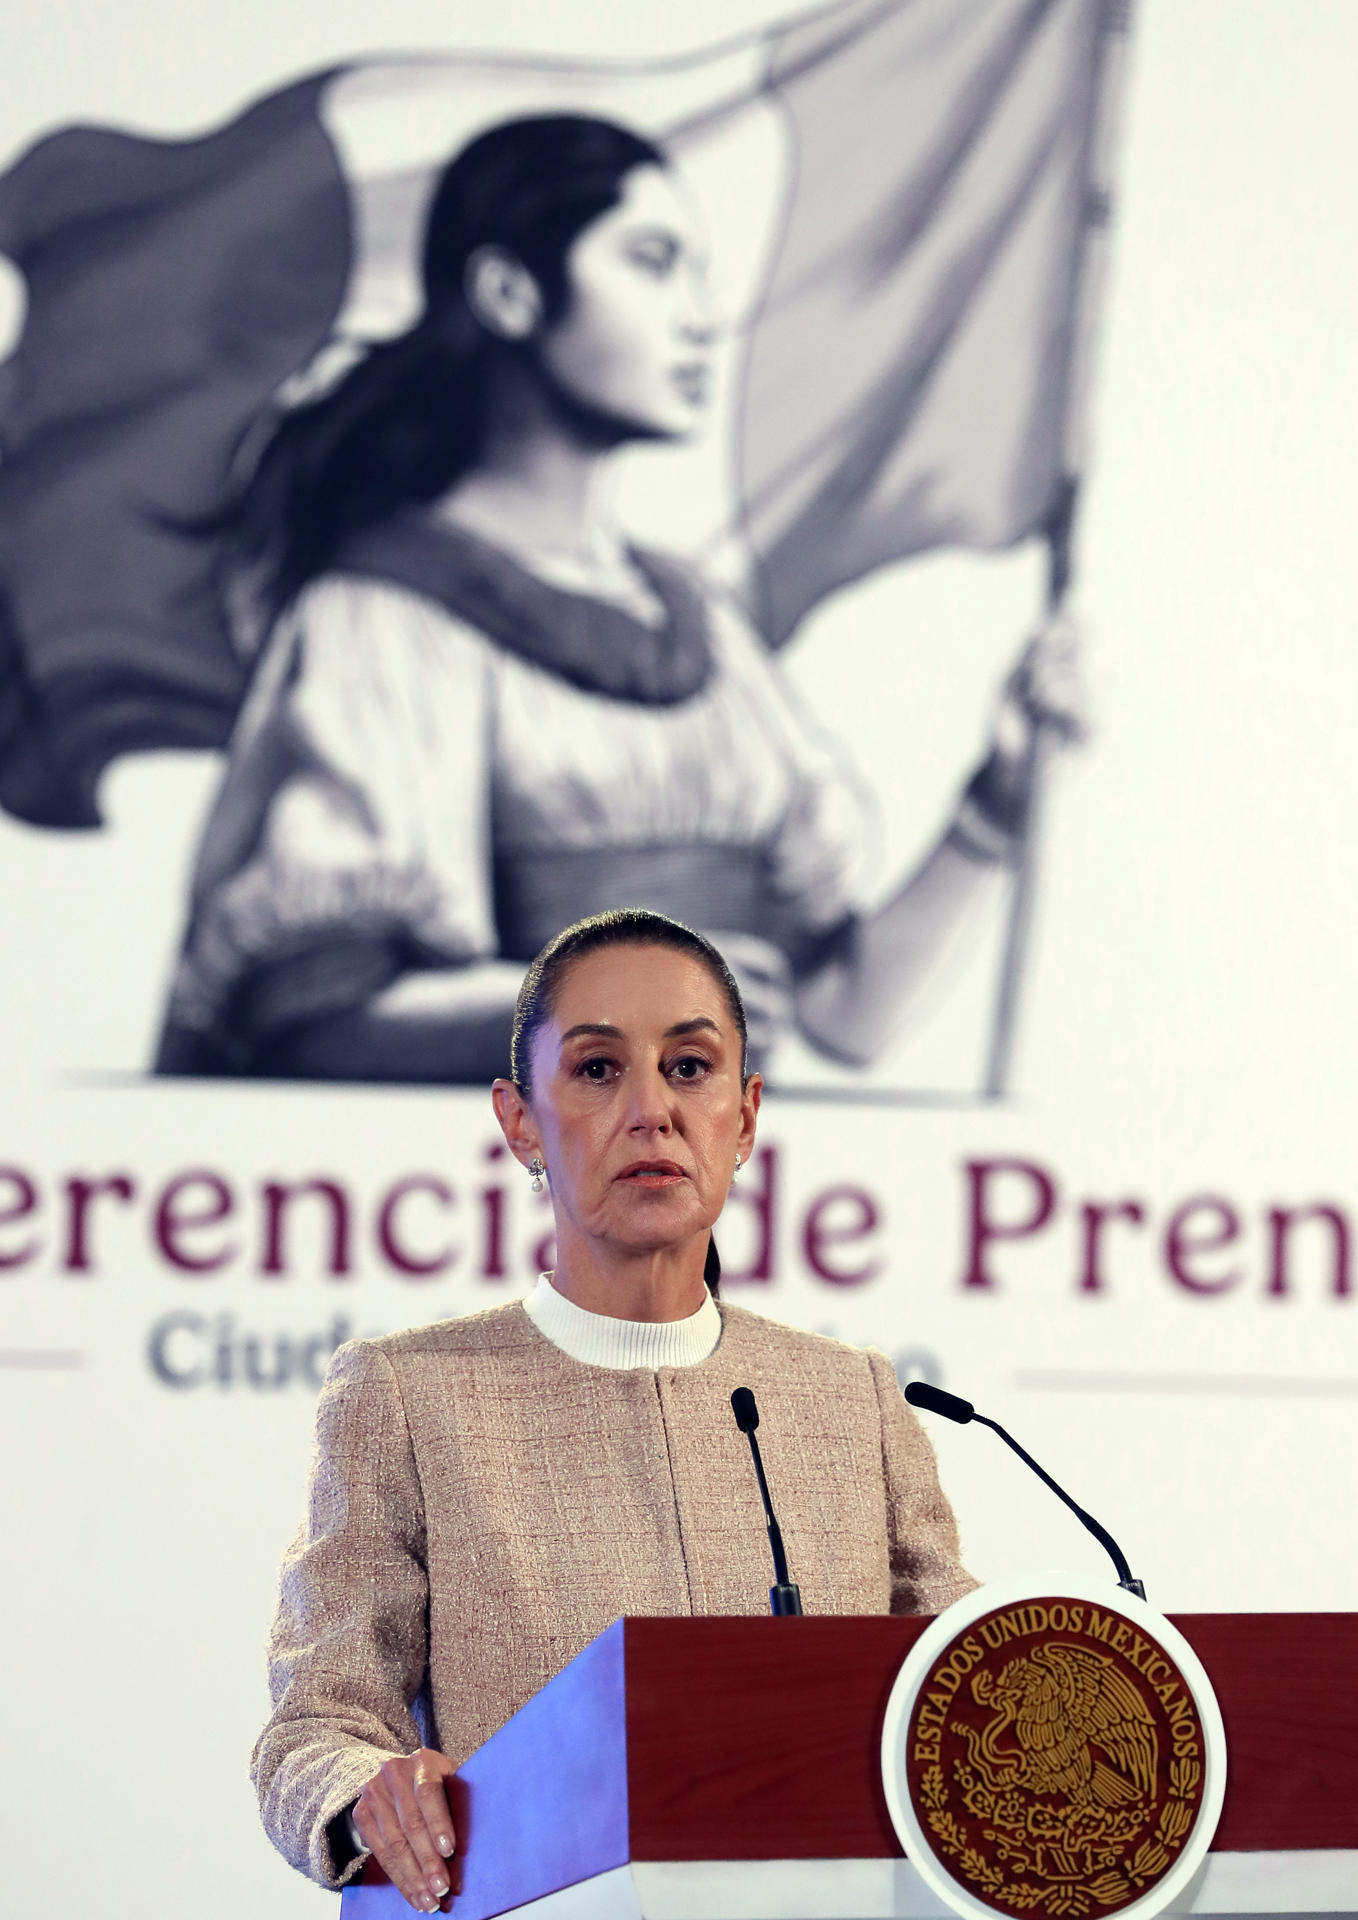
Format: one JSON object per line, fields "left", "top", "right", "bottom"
{"left": 341, "top": 1614, "right": 1358, "bottom": 1918}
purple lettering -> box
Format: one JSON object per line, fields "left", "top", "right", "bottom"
{"left": 1077, "top": 1198, "right": 1147, "bottom": 1293}
{"left": 376, "top": 1177, "right": 456, "bottom": 1277}
{"left": 1266, "top": 1203, "right": 1350, "bottom": 1299}
{"left": 1165, "top": 1196, "right": 1242, "bottom": 1294}
{"left": 0, "top": 1167, "right": 40, "bottom": 1271}
{"left": 154, "top": 1171, "right": 236, "bottom": 1273}
{"left": 962, "top": 1158, "right": 1057, "bottom": 1290}
{"left": 62, "top": 1174, "right": 137, "bottom": 1274}
{"left": 802, "top": 1185, "right": 882, "bottom": 1286}
{"left": 260, "top": 1179, "right": 352, "bottom": 1278}
{"left": 479, "top": 1142, "right": 508, "bottom": 1281}
{"left": 720, "top": 1144, "right": 779, "bottom": 1283}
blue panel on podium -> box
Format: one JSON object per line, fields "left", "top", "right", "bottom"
{"left": 343, "top": 1619, "right": 630, "bottom": 1920}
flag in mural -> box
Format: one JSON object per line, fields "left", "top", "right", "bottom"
{"left": 0, "top": 0, "right": 1117, "bottom": 828}
{"left": 0, "top": 0, "right": 1124, "bottom": 1088}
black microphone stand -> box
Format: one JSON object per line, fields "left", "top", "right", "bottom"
{"left": 730, "top": 1387, "right": 803, "bottom": 1615}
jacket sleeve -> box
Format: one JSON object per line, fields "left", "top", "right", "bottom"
{"left": 867, "top": 1348, "right": 979, "bottom": 1615}
{"left": 251, "top": 1339, "right": 430, "bottom": 1888}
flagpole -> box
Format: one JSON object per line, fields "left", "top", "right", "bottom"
{"left": 982, "top": 0, "right": 1135, "bottom": 1100}
{"left": 982, "top": 486, "right": 1073, "bottom": 1100}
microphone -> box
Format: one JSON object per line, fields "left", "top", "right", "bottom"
{"left": 730, "top": 1387, "right": 803, "bottom": 1616}
{"left": 903, "top": 1380, "right": 1147, "bottom": 1600}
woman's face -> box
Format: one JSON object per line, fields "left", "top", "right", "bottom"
{"left": 511, "top": 942, "right": 760, "bottom": 1261}
{"left": 537, "top": 164, "right": 716, "bottom": 441}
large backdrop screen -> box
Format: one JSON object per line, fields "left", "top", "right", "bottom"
{"left": 2, "top": 3, "right": 1355, "bottom": 1916}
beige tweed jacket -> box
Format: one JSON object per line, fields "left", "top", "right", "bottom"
{"left": 252, "top": 1299, "right": 975, "bottom": 1887}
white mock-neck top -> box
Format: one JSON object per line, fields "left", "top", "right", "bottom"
{"left": 523, "top": 1271, "right": 721, "bottom": 1370}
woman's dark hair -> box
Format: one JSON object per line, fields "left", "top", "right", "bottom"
{"left": 228, "top": 114, "right": 665, "bottom": 617}
{"left": 511, "top": 909, "right": 749, "bottom": 1296}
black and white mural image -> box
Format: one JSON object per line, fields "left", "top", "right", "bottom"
{"left": 0, "top": 0, "right": 1121, "bottom": 1090}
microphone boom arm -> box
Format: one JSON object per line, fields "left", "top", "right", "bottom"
{"left": 975, "top": 1412, "right": 1145, "bottom": 1599}
{"left": 903, "top": 1380, "right": 1145, "bottom": 1600}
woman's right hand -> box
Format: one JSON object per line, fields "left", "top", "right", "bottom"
{"left": 352, "top": 1747, "right": 458, "bottom": 1912}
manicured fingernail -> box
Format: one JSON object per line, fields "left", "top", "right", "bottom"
{"left": 436, "top": 1832, "right": 453, "bottom": 1855}
{"left": 430, "top": 1876, "right": 448, "bottom": 1896}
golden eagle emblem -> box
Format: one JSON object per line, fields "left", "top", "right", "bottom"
{"left": 964, "top": 1641, "right": 1158, "bottom": 1810}
{"left": 902, "top": 1602, "right": 1209, "bottom": 1916}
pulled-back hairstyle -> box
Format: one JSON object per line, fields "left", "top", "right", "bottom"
{"left": 510, "top": 909, "right": 750, "bottom": 1296}
{"left": 227, "top": 114, "right": 665, "bottom": 618}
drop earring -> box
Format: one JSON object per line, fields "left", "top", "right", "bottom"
{"left": 528, "top": 1158, "right": 546, "bottom": 1194}
{"left": 733, "top": 1156, "right": 744, "bottom": 1179}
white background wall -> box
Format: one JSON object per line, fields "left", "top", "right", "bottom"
{"left": 2, "top": 4, "right": 1356, "bottom": 1915}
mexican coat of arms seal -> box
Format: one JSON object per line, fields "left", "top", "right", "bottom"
{"left": 881, "top": 1573, "right": 1226, "bottom": 1920}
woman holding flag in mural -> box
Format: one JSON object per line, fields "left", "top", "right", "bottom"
{"left": 151, "top": 108, "right": 1081, "bottom": 1084}
{"left": 0, "top": 0, "right": 1115, "bottom": 1088}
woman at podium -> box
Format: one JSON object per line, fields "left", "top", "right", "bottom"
{"left": 252, "top": 910, "right": 974, "bottom": 1908}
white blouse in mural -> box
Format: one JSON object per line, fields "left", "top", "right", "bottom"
{"left": 165, "top": 569, "right": 875, "bottom": 1035}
